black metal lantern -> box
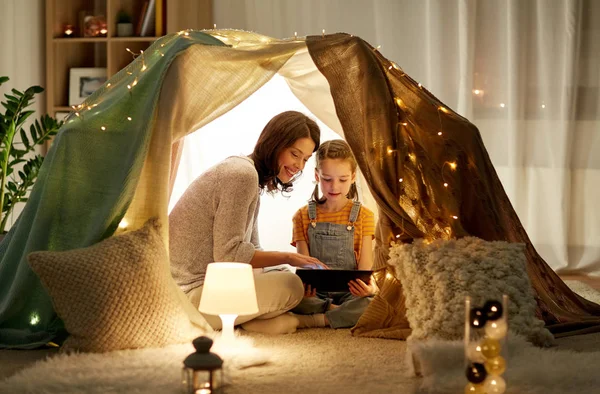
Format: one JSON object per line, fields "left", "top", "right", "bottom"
{"left": 182, "top": 336, "right": 224, "bottom": 394}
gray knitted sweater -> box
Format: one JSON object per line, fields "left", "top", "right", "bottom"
{"left": 169, "top": 156, "right": 261, "bottom": 293}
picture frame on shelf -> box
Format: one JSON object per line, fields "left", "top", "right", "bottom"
{"left": 69, "top": 68, "right": 107, "bottom": 106}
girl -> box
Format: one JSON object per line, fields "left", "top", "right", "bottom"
{"left": 290, "top": 139, "right": 376, "bottom": 329}
{"left": 169, "top": 111, "right": 327, "bottom": 335}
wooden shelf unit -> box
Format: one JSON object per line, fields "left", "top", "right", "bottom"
{"left": 45, "top": 0, "right": 212, "bottom": 117}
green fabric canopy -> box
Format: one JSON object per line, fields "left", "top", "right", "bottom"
{"left": 0, "top": 32, "right": 226, "bottom": 349}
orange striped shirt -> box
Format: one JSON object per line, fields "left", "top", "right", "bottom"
{"left": 291, "top": 200, "right": 375, "bottom": 260}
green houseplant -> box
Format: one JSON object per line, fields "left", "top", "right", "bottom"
{"left": 0, "top": 76, "right": 62, "bottom": 234}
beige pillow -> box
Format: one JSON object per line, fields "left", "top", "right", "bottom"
{"left": 28, "top": 218, "right": 207, "bottom": 352}
{"left": 388, "top": 237, "right": 554, "bottom": 347}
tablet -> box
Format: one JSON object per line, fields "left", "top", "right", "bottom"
{"left": 295, "top": 269, "right": 373, "bottom": 293}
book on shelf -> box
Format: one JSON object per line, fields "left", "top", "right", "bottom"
{"left": 155, "top": 0, "right": 166, "bottom": 36}
{"left": 140, "top": 0, "right": 156, "bottom": 37}
{"left": 135, "top": 1, "right": 149, "bottom": 36}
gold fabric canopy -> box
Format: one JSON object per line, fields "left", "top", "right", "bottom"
{"left": 303, "top": 33, "right": 600, "bottom": 338}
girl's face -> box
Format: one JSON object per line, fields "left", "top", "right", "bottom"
{"left": 277, "top": 137, "right": 316, "bottom": 183}
{"left": 315, "top": 158, "right": 356, "bottom": 201}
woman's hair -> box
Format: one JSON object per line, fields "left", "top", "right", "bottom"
{"left": 250, "top": 111, "right": 320, "bottom": 193}
{"left": 312, "top": 139, "right": 359, "bottom": 203}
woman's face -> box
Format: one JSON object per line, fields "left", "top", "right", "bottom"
{"left": 277, "top": 137, "right": 316, "bottom": 183}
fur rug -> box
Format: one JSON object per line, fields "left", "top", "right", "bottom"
{"left": 408, "top": 335, "right": 600, "bottom": 394}
{"left": 0, "top": 334, "right": 268, "bottom": 394}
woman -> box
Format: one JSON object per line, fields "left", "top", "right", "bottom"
{"left": 169, "top": 111, "right": 326, "bottom": 334}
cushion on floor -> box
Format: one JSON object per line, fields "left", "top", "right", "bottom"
{"left": 28, "top": 218, "right": 207, "bottom": 353}
{"left": 388, "top": 236, "right": 554, "bottom": 346}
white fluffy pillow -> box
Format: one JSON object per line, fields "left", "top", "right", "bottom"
{"left": 389, "top": 237, "right": 554, "bottom": 346}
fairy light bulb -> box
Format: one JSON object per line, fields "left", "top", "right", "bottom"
{"left": 213, "top": 23, "right": 217, "bottom": 29}
{"left": 439, "top": 106, "right": 449, "bottom": 113}
{"left": 387, "top": 147, "right": 394, "bottom": 155}
{"left": 127, "top": 84, "right": 132, "bottom": 90}
{"left": 418, "top": 83, "right": 422, "bottom": 88}
{"left": 438, "top": 131, "right": 443, "bottom": 135}
{"left": 386, "top": 272, "right": 393, "bottom": 279}
{"left": 399, "top": 178, "right": 404, "bottom": 182}
{"left": 127, "top": 116, "right": 132, "bottom": 121}
{"left": 443, "top": 183, "right": 448, "bottom": 187}
{"left": 401, "top": 122, "right": 408, "bottom": 126}
{"left": 141, "top": 64, "right": 147, "bottom": 71}
{"left": 322, "top": 29, "right": 325, "bottom": 37}
{"left": 541, "top": 103, "right": 546, "bottom": 109}
{"left": 294, "top": 31, "right": 298, "bottom": 39}
{"left": 119, "top": 219, "right": 129, "bottom": 229}
{"left": 449, "top": 162, "right": 457, "bottom": 170}
{"left": 452, "top": 215, "right": 458, "bottom": 219}
{"left": 500, "top": 103, "right": 505, "bottom": 108}
{"left": 30, "top": 313, "right": 40, "bottom": 325}
{"left": 107, "top": 83, "right": 111, "bottom": 87}
{"left": 101, "top": 126, "right": 106, "bottom": 131}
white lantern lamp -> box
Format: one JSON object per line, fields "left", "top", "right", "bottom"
{"left": 199, "top": 262, "right": 258, "bottom": 344}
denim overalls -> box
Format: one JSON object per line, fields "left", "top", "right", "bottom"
{"left": 292, "top": 200, "right": 372, "bottom": 328}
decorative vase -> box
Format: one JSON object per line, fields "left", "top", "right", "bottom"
{"left": 464, "top": 295, "right": 509, "bottom": 394}
{"left": 117, "top": 23, "right": 134, "bottom": 37}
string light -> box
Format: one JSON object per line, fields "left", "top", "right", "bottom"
{"left": 101, "top": 126, "right": 106, "bottom": 131}
{"left": 184, "top": 31, "right": 190, "bottom": 36}
{"left": 439, "top": 106, "right": 449, "bottom": 114}
{"left": 408, "top": 153, "right": 416, "bottom": 163}
{"left": 322, "top": 29, "right": 325, "bottom": 37}
{"left": 213, "top": 23, "right": 217, "bottom": 29}
{"left": 418, "top": 83, "right": 422, "bottom": 88}
{"left": 386, "top": 273, "right": 394, "bottom": 279}
{"left": 438, "top": 131, "right": 443, "bottom": 136}
{"left": 374, "top": 45, "right": 381, "bottom": 51}
{"left": 119, "top": 219, "right": 128, "bottom": 229}
{"left": 541, "top": 104, "right": 546, "bottom": 109}
{"left": 107, "top": 83, "right": 111, "bottom": 87}
{"left": 444, "top": 183, "right": 449, "bottom": 187}
{"left": 452, "top": 215, "right": 458, "bottom": 219}
{"left": 127, "top": 84, "right": 132, "bottom": 90}
{"left": 387, "top": 147, "right": 395, "bottom": 155}
{"left": 399, "top": 178, "right": 404, "bottom": 182}
{"left": 448, "top": 162, "right": 457, "bottom": 170}
{"left": 30, "top": 313, "right": 40, "bottom": 325}
{"left": 473, "top": 89, "right": 484, "bottom": 96}
{"left": 127, "top": 116, "right": 132, "bottom": 121}
{"left": 401, "top": 122, "right": 408, "bottom": 126}
{"left": 500, "top": 103, "right": 505, "bottom": 108}
{"left": 294, "top": 31, "right": 298, "bottom": 39}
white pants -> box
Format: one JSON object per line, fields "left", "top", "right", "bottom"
{"left": 187, "top": 270, "right": 304, "bottom": 329}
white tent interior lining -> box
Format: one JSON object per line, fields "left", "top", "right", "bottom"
{"left": 169, "top": 46, "right": 378, "bottom": 252}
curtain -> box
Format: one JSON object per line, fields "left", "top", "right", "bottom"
{"left": 214, "top": 0, "right": 600, "bottom": 276}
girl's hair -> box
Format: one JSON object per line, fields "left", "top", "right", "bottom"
{"left": 312, "top": 139, "right": 359, "bottom": 203}
{"left": 250, "top": 111, "right": 320, "bottom": 193}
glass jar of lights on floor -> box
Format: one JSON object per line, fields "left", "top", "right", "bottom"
{"left": 464, "top": 295, "right": 509, "bottom": 394}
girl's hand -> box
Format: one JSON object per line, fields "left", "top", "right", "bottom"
{"left": 285, "top": 252, "right": 329, "bottom": 270}
{"left": 304, "top": 284, "right": 317, "bottom": 297}
{"left": 348, "top": 278, "right": 377, "bottom": 297}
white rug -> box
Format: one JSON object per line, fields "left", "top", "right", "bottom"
{"left": 1, "top": 281, "right": 599, "bottom": 394}
{"left": 409, "top": 335, "right": 600, "bottom": 394}
{"left": 0, "top": 334, "right": 268, "bottom": 394}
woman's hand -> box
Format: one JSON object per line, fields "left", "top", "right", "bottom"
{"left": 285, "top": 252, "right": 329, "bottom": 270}
{"left": 348, "top": 278, "right": 377, "bottom": 297}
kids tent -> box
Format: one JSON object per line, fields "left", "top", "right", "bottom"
{"left": 1, "top": 30, "right": 599, "bottom": 348}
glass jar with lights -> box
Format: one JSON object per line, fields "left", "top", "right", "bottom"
{"left": 464, "top": 295, "right": 509, "bottom": 394}
{"left": 182, "top": 336, "right": 224, "bottom": 394}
